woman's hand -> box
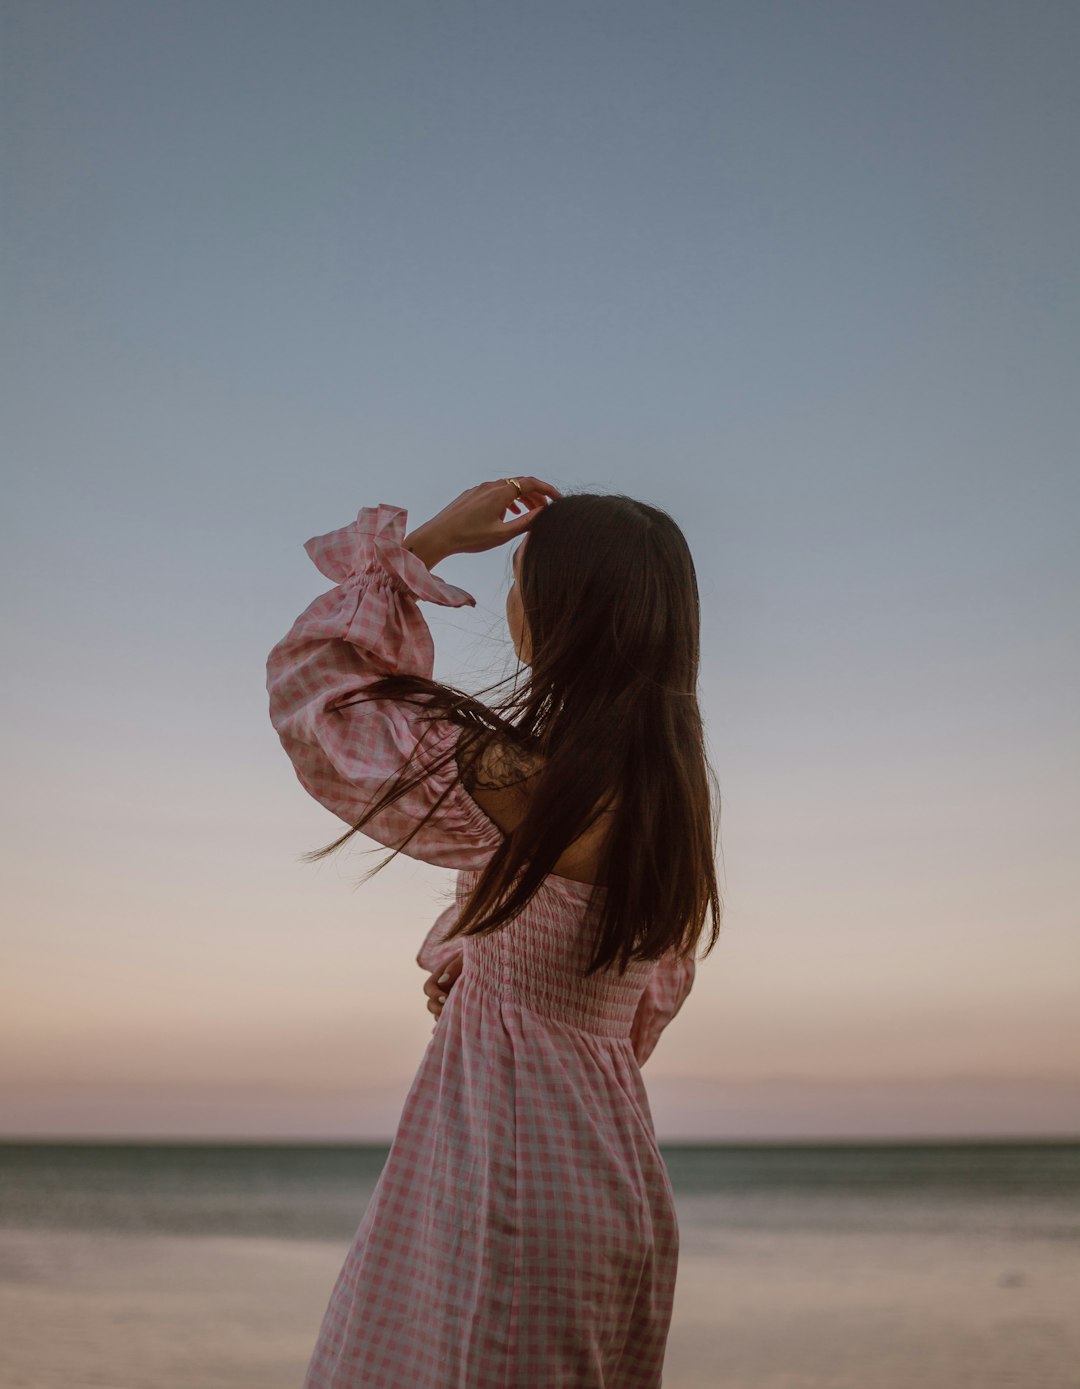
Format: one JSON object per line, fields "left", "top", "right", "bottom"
{"left": 404, "top": 477, "right": 560, "bottom": 570}
{"left": 424, "top": 952, "right": 465, "bottom": 1031}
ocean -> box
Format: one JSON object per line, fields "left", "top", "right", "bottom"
{"left": 1, "top": 1140, "right": 1077, "bottom": 1387}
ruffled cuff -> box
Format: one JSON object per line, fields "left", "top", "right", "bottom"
{"left": 416, "top": 904, "right": 464, "bottom": 974}
{"left": 303, "top": 503, "right": 476, "bottom": 610}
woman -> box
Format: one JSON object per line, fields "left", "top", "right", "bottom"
{"left": 266, "top": 476, "right": 721, "bottom": 1389}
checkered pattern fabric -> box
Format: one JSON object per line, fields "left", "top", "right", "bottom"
{"left": 266, "top": 503, "right": 696, "bottom": 1387}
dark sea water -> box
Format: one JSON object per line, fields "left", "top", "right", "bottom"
{"left": 1, "top": 1138, "right": 1077, "bottom": 1240}
{"left": 1, "top": 1141, "right": 1078, "bottom": 1388}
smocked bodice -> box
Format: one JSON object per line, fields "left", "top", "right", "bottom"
{"left": 454, "top": 868, "right": 656, "bottom": 1041}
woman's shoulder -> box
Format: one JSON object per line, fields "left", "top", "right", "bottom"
{"left": 455, "top": 729, "right": 614, "bottom": 885}
{"left": 456, "top": 728, "right": 541, "bottom": 796}
{"left": 455, "top": 729, "right": 540, "bottom": 837}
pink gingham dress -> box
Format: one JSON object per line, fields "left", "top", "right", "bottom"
{"left": 266, "top": 503, "right": 696, "bottom": 1389}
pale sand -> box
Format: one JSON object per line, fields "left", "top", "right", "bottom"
{"left": 1, "top": 1222, "right": 1077, "bottom": 1388}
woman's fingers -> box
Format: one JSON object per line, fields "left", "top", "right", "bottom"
{"left": 416, "top": 480, "right": 560, "bottom": 559}
{"left": 423, "top": 957, "right": 462, "bottom": 998}
{"left": 509, "top": 494, "right": 551, "bottom": 519}
{"left": 494, "top": 482, "right": 558, "bottom": 535}
{"left": 502, "top": 477, "right": 560, "bottom": 511}
{"left": 498, "top": 478, "right": 560, "bottom": 538}
{"left": 424, "top": 954, "right": 464, "bottom": 1019}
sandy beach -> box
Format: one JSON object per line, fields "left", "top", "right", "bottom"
{"left": 2, "top": 1212, "right": 1077, "bottom": 1389}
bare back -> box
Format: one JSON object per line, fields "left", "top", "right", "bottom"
{"left": 456, "top": 734, "right": 613, "bottom": 885}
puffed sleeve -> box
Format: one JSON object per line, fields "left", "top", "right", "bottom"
{"left": 266, "top": 502, "right": 503, "bottom": 871}
{"left": 629, "top": 948, "right": 696, "bottom": 1067}
{"left": 415, "top": 902, "right": 463, "bottom": 975}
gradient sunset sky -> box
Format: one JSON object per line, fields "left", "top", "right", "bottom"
{"left": 4, "top": 0, "right": 1077, "bottom": 1141}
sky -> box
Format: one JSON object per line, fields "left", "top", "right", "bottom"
{"left": 3, "top": 0, "right": 1077, "bottom": 1142}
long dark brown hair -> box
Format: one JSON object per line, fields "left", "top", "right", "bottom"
{"left": 302, "top": 490, "right": 722, "bottom": 976}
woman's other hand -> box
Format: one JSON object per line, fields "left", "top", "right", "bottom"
{"left": 424, "top": 952, "right": 465, "bottom": 1031}
{"left": 404, "top": 477, "right": 560, "bottom": 569}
